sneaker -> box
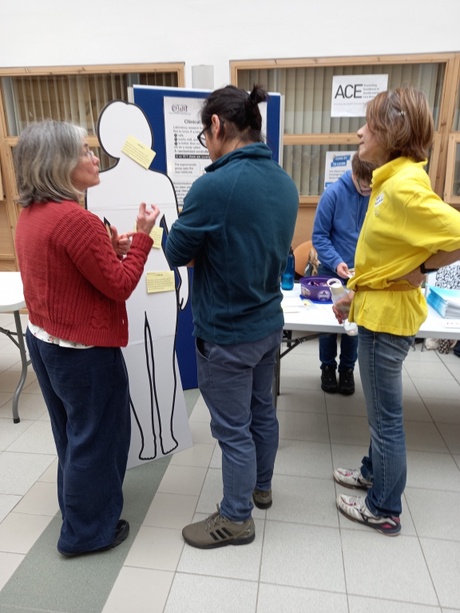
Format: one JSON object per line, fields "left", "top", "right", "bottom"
{"left": 182, "top": 505, "right": 255, "bottom": 549}
{"left": 333, "top": 467, "right": 372, "bottom": 490}
{"left": 253, "top": 489, "right": 272, "bottom": 509}
{"left": 321, "top": 365, "right": 338, "bottom": 393}
{"left": 336, "top": 494, "right": 401, "bottom": 536}
{"left": 339, "top": 368, "right": 355, "bottom": 395}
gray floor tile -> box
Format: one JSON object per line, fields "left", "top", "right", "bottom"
{"left": 257, "top": 583, "right": 348, "bottom": 613}
{"left": 275, "top": 438, "right": 333, "bottom": 479}
{"left": 348, "top": 595, "right": 442, "bottom": 612}
{"left": 260, "top": 521, "right": 345, "bottom": 592}
{"left": 407, "top": 450, "right": 460, "bottom": 491}
{"left": 277, "top": 410, "right": 330, "bottom": 443}
{"left": 420, "top": 538, "right": 460, "bottom": 609}
{"left": 341, "top": 531, "right": 438, "bottom": 605}
{"left": 165, "top": 574, "right": 258, "bottom": 613}
{"left": 268, "top": 474, "right": 339, "bottom": 527}
{"left": 405, "top": 488, "right": 460, "bottom": 540}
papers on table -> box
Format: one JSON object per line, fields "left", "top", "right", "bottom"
{"left": 281, "top": 296, "right": 308, "bottom": 313}
{"left": 281, "top": 295, "right": 333, "bottom": 314}
{"left": 427, "top": 286, "right": 460, "bottom": 318}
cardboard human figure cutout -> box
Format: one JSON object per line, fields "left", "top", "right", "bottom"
{"left": 86, "top": 101, "right": 192, "bottom": 468}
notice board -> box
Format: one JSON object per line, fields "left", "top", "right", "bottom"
{"left": 131, "top": 85, "right": 283, "bottom": 389}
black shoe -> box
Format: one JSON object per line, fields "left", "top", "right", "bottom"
{"left": 321, "top": 365, "right": 338, "bottom": 393}
{"left": 253, "top": 489, "right": 272, "bottom": 509}
{"left": 58, "top": 519, "right": 130, "bottom": 557}
{"left": 339, "top": 369, "right": 355, "bottom": 395}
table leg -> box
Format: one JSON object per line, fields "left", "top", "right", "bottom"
{"left": 273, "top": 347, "right": 281, "bottom": 408}
{"left": 274, "top": 332, "right": 321, "bottom": 407}
{"left": 12, "top": 311, "right": 31, "bottom": 423}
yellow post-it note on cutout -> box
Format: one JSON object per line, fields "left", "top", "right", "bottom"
{"left": 149, "top": 226, "right": 163, "bottom": 249}
{"left": 121, "top": 135, "right": 156, "bottom": 169}
{"left": 146, "top": 271, "right": 175, "bottom": 294}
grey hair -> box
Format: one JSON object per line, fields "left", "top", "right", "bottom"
{"left": 14, "top": 120, "right": 87, "bottom": 207}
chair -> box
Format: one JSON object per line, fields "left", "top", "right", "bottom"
{"left": 293, "top": 240, "right": 318, "bottom": 280}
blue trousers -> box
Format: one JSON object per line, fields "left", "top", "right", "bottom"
{"left": 317, "top": 264, "right": 358, "bottom": 371}
{"left": 357, "top": 327, "right": 414, "bottom": 516}
{"left": 26, "top": 329, "right": 131, "bottom": 554}
{"left": 196, "top": 328, "right": 282, "bottom": 522}
{"left": 319, "top": 332, "right": 358, "bottom": 371}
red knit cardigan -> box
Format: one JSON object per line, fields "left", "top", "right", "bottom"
{"left": 15, "top": 200, "right": 153, "bottom": 347}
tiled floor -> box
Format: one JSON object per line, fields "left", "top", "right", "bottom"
{"left": 1, "top": 312, "right": 460, "bottom": 612}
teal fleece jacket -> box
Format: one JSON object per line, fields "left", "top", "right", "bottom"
{"left": 165, "top": 142, "right": 298, "bottom": 344}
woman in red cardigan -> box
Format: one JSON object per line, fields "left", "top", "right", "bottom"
{"left": 15, "top": 120, "right": 159, "bottom": 557}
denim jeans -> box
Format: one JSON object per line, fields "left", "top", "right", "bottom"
{"left": 357, "top": 326, "right": 415, "bottom": 516}
{"left": 26, "top": 329, "right": 131, "bottom": 553}
{"left": 317, "top": 264, "right": 358, "bottom": 371}
{"left": 196, "top": 328, "right": 282, "bottom": 522}
{"left": 319, "top": 333, "right": 358, "bottom": 371}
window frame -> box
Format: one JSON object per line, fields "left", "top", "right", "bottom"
{"left": 0, "top": 62, "right": 184, "bottom": 270}
{"left": 231, "top": 52, "right": 460, "bottom": 208}
{"left": 444, "top": 134, "right": 460, "bottom": 204}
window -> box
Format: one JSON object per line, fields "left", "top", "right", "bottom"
{"left": 445, "top": 136, "right": 460, "bottom": 203}
{"left": 0, "top": 63, "right": 184, "bottom": 271}
{"left": 232, "top": 54, "right": 459, "bottom": 208}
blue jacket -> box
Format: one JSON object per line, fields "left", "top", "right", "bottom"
{"left": 312, "top": 171, "right": 370, "bottom": 273}
{"left": 165, "top": 142, "right": 298, "bottom": 344}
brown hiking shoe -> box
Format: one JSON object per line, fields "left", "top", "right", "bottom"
{"left": 182, "top": 505, "right": 255, "bottom": 549}
{"left": 253, "top": 489, "right": 272, "bottom": 509}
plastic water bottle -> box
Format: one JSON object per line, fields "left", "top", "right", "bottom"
{"left": 326, "top": 278, "right": 358, "bottom": 336}
{"left": 281, "top": 247, "right": 295, "bottom": 290}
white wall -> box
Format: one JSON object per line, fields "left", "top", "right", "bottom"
{"left": 1, "top": 0, "right": 459, "bottom": 88}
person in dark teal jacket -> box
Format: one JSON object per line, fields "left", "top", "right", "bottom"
{"left": 166, "top": 84, "right": 298, "bottom": 549}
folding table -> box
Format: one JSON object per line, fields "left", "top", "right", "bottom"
{"left": 0, "top": 271, "right": 30, "bottom": 423}
{"left": 276, "top": 284, "right": 460, "bottom": 397}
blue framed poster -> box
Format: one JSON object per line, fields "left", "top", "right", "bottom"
{"left": 131, "top": 85, "right": 283, "bottom": 389}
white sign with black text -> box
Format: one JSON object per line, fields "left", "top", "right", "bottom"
{"left": 331, "top": 75, "right": 388, "bottom": 117}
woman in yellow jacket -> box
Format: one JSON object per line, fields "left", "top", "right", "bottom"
{"left": 333, "top": 86, "right": 460, "bottom": 535}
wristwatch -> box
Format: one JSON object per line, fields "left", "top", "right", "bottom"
{"left": 420, "top": 262, "right": 439, "bottom": 274}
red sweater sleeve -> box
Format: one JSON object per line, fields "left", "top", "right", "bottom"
{"left": 56, "top": 206, "right": 153, "bottom": 301}
{"left": 16, "top": 200, "right": 154, "bottom": 347}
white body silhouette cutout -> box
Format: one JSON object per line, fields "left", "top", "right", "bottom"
{"left": 87, "top": 101, "right": 192, "bottom": 468}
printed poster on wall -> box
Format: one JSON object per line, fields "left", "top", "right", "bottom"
{"left": 163, "top": 96, "right": 210, "bottom": 206}
{"left": 331, "top": 74, "right": 388, "bottom": 117}
{"left": 163, "top": 96, "right": 269, "bottom": 206}
{"left": 324, "top": 152, "right": 353, "bottom": 189}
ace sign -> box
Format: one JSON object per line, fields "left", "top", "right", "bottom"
{"left": 331, "top": 74, "right": 388, "bottom": 117}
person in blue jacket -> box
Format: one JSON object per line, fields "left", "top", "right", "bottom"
{"left": 165, "top": 84, "right": 298, "bottom": 549}
{"left": 312, "top": 153, "right": 375, "bottom": 395}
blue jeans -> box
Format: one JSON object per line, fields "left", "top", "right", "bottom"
{"left": 196, "top": 328, "right": 282, "bottom": 522}
{"left": 26, "top": 329, "right": 131, "bottom": 554}
{"left": 319, "top": 333, "right": 358, "bottom": 371}
{"left": 317, "top": 264, "right": 358, "bottom": 371}
{"left": 357, "top": 326, "right": 414, "bottom": 516}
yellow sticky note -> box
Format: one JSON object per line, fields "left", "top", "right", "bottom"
{"left": 149, "top": 226, "right": 163, "bottom": 249}
{"left": 146, "top": 271, "right": 175, "bottom": 294}
{"left": 121, "top": 135, "right": 156, "bottom": 169}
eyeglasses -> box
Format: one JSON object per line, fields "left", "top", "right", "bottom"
{"left": 197, "top": 118, "right": 226, "bottom": 148}
{"left": 197, "top": 128, "right": 208, "bottom": 148}
{"left": 81, "top": 146, "right": 96, "bottom": 159}
{"left": 357, "top": 178, "right": 372, "bottom": 195}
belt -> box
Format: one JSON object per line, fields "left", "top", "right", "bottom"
{"left": 355, "top": 284, "right": 418, "bottom": 292}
